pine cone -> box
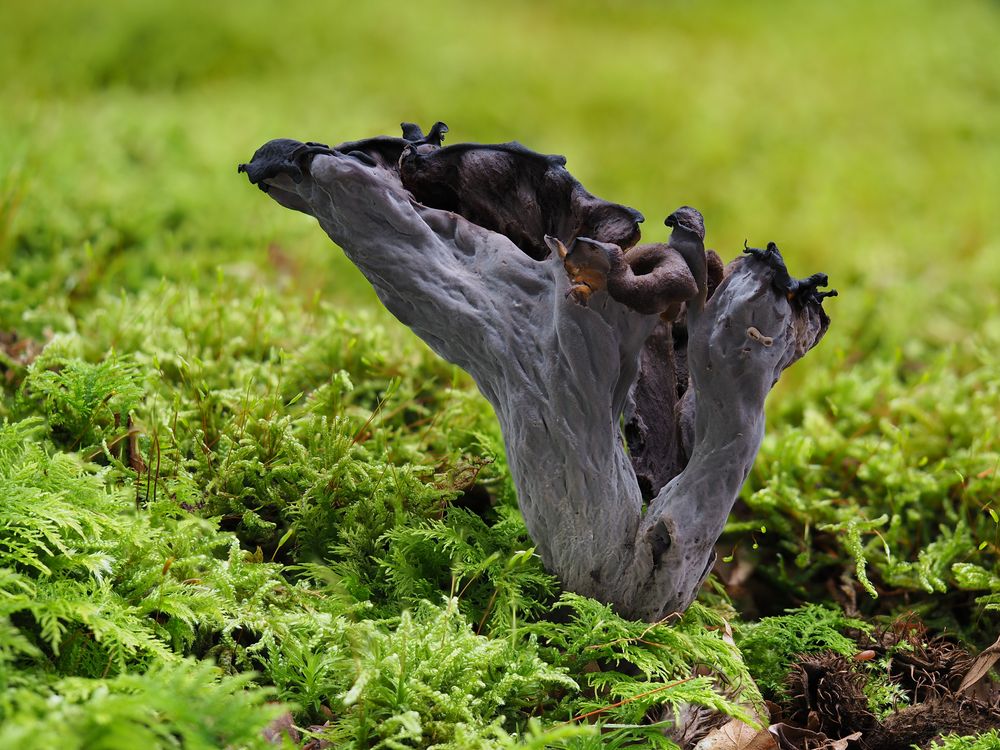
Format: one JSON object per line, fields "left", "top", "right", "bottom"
{"left": 785, "top": 652, "right": 878, "bottom": 737}
{"left": 870, "top": 694, "right": 1000, "bottom": 750}
{"left": 867, "top": 621, "right": 972, "bottom": 701}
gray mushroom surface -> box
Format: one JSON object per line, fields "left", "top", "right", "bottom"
{"left": 239, "top": 124, "right": 834, "bottom": 619}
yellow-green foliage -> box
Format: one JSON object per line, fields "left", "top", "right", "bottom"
{"left": 928, "top": 732, "right": 1000, "bottom": 750}
{"left": 0, "top": 660, "right": 282, "bottom": 750}
{"left": 534, "top": 595, "right": 761, "bottom": 721}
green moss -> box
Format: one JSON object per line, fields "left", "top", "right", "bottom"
{"left": 734, "top": 338, "right": 1000, "bottom": 636}
{"left": 928, "top": 731, "right": 1000, "bottom": 750}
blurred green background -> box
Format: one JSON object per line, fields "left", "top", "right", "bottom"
{"left": 3, "top": 0, "right": 998, "bottom": 368}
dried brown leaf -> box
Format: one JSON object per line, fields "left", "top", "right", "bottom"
{"left": 958, "top": 633, "right": 1000, "bottom": 694}
{"left": 262, "top": 710, "right": 300, "bottom": 745}
{"left": 768, "top": 723, "right": 861, "bottom": 750}
{"left": 695, "top": 718, "right": 777, "bottom": 750}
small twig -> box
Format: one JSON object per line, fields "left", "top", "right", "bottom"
{"left": 562, "top": 677, "right": 695, "bottom": 724}
{"left": 584, "top": 612, "right": 683, "bottom": 652}
{"left": 475, "top": 588, "right": 499, "bottom": 636}
{"left": 352, "top": 383, "right": 397, "bottom": 445}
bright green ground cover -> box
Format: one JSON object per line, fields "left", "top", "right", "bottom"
{"left": 1, "top": 1, "right": 999, "bottom": 747}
